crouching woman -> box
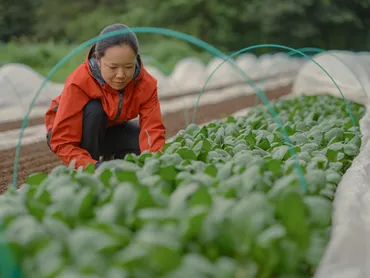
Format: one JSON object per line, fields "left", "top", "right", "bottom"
{"left": 44, "top": 23, "right": 166, "bottom": 169}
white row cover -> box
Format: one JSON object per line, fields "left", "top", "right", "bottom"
{"left": 0, "top": 76, "right": 295, "bottom": 150}
{"left": 2, "top": 49, "right": 370, "bottom": 277}
{"left": 292, "top": 50, "right": 370, "bottom": 105}
{"left": 156, "top": 53, "right": 302, "bottom": 96}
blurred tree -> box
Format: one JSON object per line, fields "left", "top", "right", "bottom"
{"left": 0, "top": 0, "right": 37, "bottom": 42}
{"left": 32, "top": 0, "right": 95, "bottom": 41}
{"left": 1, "top": 0, "right": 370, "bottom": 52}
{"left": 64, "top": 8, "right": 123, "bottom": 43}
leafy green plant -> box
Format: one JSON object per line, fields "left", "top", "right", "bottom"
{"left": 0, "top": 95, "right": 365, "bottom": 277}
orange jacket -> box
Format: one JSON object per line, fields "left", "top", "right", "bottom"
{"left": 44, "top": 45, "right": 166, "bottom": 169}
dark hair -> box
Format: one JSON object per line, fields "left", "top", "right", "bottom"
{"left": 95, "top": 23, "right": 139, "bottom": 58}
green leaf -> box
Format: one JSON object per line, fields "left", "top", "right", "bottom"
{"left": 244, "top": 132, "right": 256, "bottom": 146}
{"left": 278, "top": 239, "right": 301, "bottom": 273}
{"left": 265, "top": 158, "right": 282, "bottom": 174}
{"left": 135, "top": 227, "right": 182, "bottom": 273}
{"left": 189, "top": 186, "right": 213, "bottom": 207}
{"left": 271, "top": 145, "right": 289, "bottom": 161}
{"left": 252, "top": 224, "right": 286, "bottom": 277}
{"left": 301, "top": 143, "right": 319, "bottom": 153}
{"left": 33, "top": 241, "right": 66, "bottom": 277}
{"left": 165, "top": 142, "right": 182, "bottom": 154}
{"left": 305, "top": 231, "right": 328, "bottom": 268}
{"left": 349, "top": 135, "right": 361, "bottom": 148}
{"left": 324, "top": 127, "right": 344, "bottom": 142}
{"left": 112, "top": 183, "right": 138, "bottom": 212}
{"left": 304, "top": 196, "right": 332, "bottom": 228}
{"left": 3, "top": 215, "right": 50, "bottom": 254}
{"left": 176, "top": 147, "right": 197, "bottom": 160}
{"left": 113, "top": 243, "right": 148, "bottom": 270}
{"left": 34, "top": 184, "right": 51, "bottom": 205}
{"left": 95, "top": 203, "right": 120, "bottom": 224}
{"left": 162, "top": 142, "right": 172, "bottom": 152}
{"left": 116, "top": 170, "right": 138, "bottom": 184}
{"left": 84, "top": 163, "right": 96, "bottom": 174}
{"left": 169, "top": 183, "right": 199, "bottom": 213}
{"left": 74, "top": 173, "right": 103, "bottom": 192}
{"left": 226, "top": 115, "right": 237, "bottom": 123}
{"left": 75, "top": 187, "right": 96, "bottom": 220}
{"left": 106, "top": 267, "right": 129, "bottom": 278}
{"left": 98, "top": 169, "right": 113, "bottom": 187}
{"left": 42, "top": 217, "right": 70, "bottom": 242}
{"left": 216, "top": 162, "right": 233, "bottom": 180}
{"left": 197, "top": 126, "right": 209, "bottom": 138}
{"left": 308, "top": 130, "right": 323, "bottom": 144}
{"left": 257, "top": 137, "right": 271, "bottom": 151}
{"left": 25, "top": 173, "right": 47, "bottom": 186}
{"left": 326, "top": 171, "right": 342, "bottom": 184}
{"left": 124, "top": 153, "right": 138, "bottom": 163}
{"left": 159, "top": 165, "right": 178, "bottom": 182}
{"left": 135, "top": 187, "right": 158, "bottom": 210}
{"left": 343, "top": 143, "right": 359, "bottom": 157}
{"left": 193, "top": 139, "right": 212, "bottom": 153}
{"left": 25, "top": 198, "right": 45, "bottom": 221}
{"left": 68, "top": 226, "right": 120, "bottom": 258}
{"left": 283, "top": 125, "right": 295, "bottom": 136}
{"left": 139, "top": 151, "right": 153, "bottom": 164}
{"left": 325, "top": 148, "right": 338, "bottom": 162}
{"left": 233, "top": 143, "right": 249, "bottom": 153}
{"left": 304, "top": 169, "right": 326, "bottom": 194}
{"left": 181, "top": 253, "right": 215, "bottom": 276}
{"left": 182, "top": 206, "right": 209, "bottom": 241}
{"left": 230, "top": 192, "right": 274, "bottom": 242}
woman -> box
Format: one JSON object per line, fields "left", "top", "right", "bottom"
{"left": 44, "top": 23, "right": 166, "bottom": 169}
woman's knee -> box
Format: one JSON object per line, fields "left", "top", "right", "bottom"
{"left": 128, "top": 120, "right": 141, "bottom": 154}
{"left": 83, "top": 99, "right": 106, "bottom": 122}
{"left": 80, "top": 99, "right": 107, "bottom": 159}
{"left": 126, "top": 118, "right": 141, "bottom": 138}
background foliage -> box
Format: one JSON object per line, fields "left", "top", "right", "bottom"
{"left": 1, "top": 0, "right": 370, "bottom": 82}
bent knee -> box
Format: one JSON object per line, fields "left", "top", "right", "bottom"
{"left": 83, "top": 99, "right": 106, "bottom": 121}
{"left": 126, "top": 119, "right": 141, "bottom": 137}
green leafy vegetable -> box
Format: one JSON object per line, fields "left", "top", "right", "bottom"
{"left": 0, "top": 95, "right": 365, "bottom": 277}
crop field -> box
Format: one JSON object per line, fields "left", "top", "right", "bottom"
{"left": 0, "top": 45, "right": 369, "bottom": 277}
{"left": 0, "top": 93, "right": 365, "bottom": 277}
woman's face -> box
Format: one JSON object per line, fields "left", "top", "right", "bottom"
{"left": 98, "top": 44, "right": 137, "bottom": 90}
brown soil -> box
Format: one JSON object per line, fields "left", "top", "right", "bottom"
{"left": 0, "top": 84, "right": 291, "bottom": 193}
{"left": 0, "top": 117, "right": 46, "bottom": 132}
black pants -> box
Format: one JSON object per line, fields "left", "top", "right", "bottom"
{"left": 48, "top": 99, "right": 141, "bottom": 161}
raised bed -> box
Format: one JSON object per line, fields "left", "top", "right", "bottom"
{"left": 0, "top": 94, "right": 365, "bottom": 277}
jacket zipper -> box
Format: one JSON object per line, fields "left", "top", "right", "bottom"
{"left": 114, "top": 89, "right": 124, "bottom": 121}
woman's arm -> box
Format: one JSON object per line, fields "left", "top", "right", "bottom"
{"left": 138, "top": 86, "right": 166, "bottom": 152}
{"left": 49, "top": 83, "right": 98, "bottom": 168}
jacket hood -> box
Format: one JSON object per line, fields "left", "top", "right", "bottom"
{"left": 86, "top": 44, "right": 142, "bottom": 87}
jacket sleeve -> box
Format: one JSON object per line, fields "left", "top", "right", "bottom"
{"left": 138, "top": 86, "right": 166, "bottom": 152}
{"left": 49, "top": 82, "right": 98, "bottom": 168}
